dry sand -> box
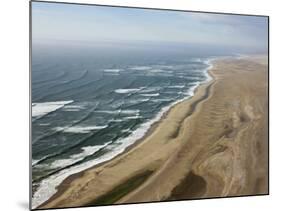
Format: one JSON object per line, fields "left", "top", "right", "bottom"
{"left": 39, "top": 56, "right": 268, "bottom": 209}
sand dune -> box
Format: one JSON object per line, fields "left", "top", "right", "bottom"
{"left": 39, "top": 56, "right": 268, "bottom": 209}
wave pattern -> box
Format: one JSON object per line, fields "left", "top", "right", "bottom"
{"left": 31, "top": 55, "right": 214, "bottom": 208}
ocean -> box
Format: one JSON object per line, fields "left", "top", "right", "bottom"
{"left": 31, "top": 42, "right": 228, "bottom": 208}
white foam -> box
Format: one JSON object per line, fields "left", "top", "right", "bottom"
{"left": 202, "top": 58, "right": 215, "bottom": 83}
{"left": 38, "top": 123, "right": 50, "bottom": 126}
{"left": 54, "top": 125, "right": 107, "bottom": 134}
{"left": 140, "top": 93, "right": 160, "bottom": 97}
{"left": 95, "top": 110, "right": 121, "bottom": 114}
{"left": 183, "top": 58, "right": 214, "bottom": 96}
{"left": 110, "top": 119, "right": 123, "bottom": 122}
{"left": 64, "top": 109, "right": 80, "bottom": 112}
{"left": 121, "top": 128, "right": 132, "bottom": 133}
{"left": 151, "top": 98, "right": 173, "bottom": 103}
{"left": 120, "top": 110, "right": 140, "bottom": 115}
{"left": 95, "top": 110, "right": 139, "bottom": 115}
{"left": 124, "top": 115, "right": 142, "bottom": 120}
{"left": 32, "top": 155, "right": 48, "bottom": 166}
{"left": 168, "top": 85, "right": 185, "bottom": 88}
{"left": 127, "top": 98, "right": 150, "bottom": 104}
{"left": 32, "top": 159, "right": 40, "bottom": 166}
{"left": 129, "top": 66, "right": 152, "bottom": 71}
{"left": 103, "top": 69, "right": 122, "bottom": 73}
{"left": 50, "top": 143, "right": 110, "bottom": 169}
{"left": 114, "top": 88, "right": 143, "bottom": 94}
{"left": 64, "top": 105, "right": 85, "bottom": 109}
{"left": 185, "top": 82, "right": 200, "bottom": 96}
{"left": 139, "top": 87, "right": 161, "bottom": 93}
{"left": 32, "top": 101, "right": 73, "bottom": 118}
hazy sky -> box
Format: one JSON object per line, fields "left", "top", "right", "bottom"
{"left": 32, "top": 2, "right": 268, "bottom": 50}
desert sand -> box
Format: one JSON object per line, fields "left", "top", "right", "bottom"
{"left": 39, "top": 56, "right": 268, "bottom": 209}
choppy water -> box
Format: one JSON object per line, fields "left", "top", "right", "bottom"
{"left": 31, "top": 44, "right": 220, "bottom": 208}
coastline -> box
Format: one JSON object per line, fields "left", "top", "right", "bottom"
{"left": 33, "top": 59, "right": 214, "bottom": 209}
{"left": 36, "top": 58, "right": 216, "bottom": 209}
{"left": 37, "top": 55, "right": 268, "bottom": 209}
{"left": 32, "top": 63, "right": 212, "bottom": 208}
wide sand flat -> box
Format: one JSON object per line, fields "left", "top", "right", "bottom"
{"left": 39, "top": 56, "right": 268, "bottom": 209}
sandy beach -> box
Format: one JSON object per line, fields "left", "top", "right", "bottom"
{"left": 38, "top": 56, "right": 268, "bottom": 209}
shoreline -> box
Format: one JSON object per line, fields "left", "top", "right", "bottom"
{"left": 36, "top": 59, "right": 216, "bottom": 209}
{"left": 37, "top": 55, "right": 268, "bottom": 209}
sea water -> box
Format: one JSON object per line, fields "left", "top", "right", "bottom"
{"left": 31, "top": 42, "right": 228, "bottom": 208}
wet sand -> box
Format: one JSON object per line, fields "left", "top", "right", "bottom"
{"left": 38, "top": 56, "right": 268, "bottom": 209}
